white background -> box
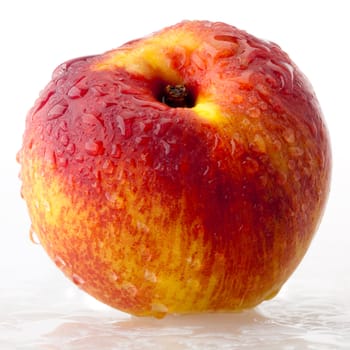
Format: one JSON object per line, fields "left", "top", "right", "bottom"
{"left": 0, "top": 1, "right": 349, "bottom": 349}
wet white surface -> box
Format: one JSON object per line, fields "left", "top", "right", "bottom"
{"left": 1, "top": 281, "right": 349, "bottom": 349}
{"left": 1, "top": 232, "right": 349, "bottom": 350}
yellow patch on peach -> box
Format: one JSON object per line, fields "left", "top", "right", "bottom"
{"left": 22, "top": 158, "right": 236, "bottom": 317}
{"left": 192, "top": 99, "right": 224, "bottom": 123}
{"left": 23, "top": 159, "right": 71, "bottom": 229}
{"left": 93, "top": 27, "right": 200, "bottom": 84}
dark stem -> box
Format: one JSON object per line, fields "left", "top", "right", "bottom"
{"left": 161, "top": 84, "right": 193, "bottom": 108}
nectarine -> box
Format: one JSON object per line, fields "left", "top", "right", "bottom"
{"left": 19, "top": 20, "right": 331, "bottom": 318}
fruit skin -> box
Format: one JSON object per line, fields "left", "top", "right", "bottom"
{"left": 19, "top": 20, "right": 331, "bottom": 318}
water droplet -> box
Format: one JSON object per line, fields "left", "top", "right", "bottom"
{"left": 29, "top": 226, "right": 40, "bottom": 245}
{"left": 16, "top": 150, "right": 22, "bottom": 164}
{"left": 191, "top": 51, "right": 206, "bottom": 70}
{"left": 202, "top": 165, "right": 210, "bottom": 176}
{"left": 256, "top": 83, "right": 269, "bottom": 97}
{"left": 72, "top": 273, "right": 85, "bottom": 286}
{"left": 111, "top": 272, "right": 119, "bottom": 281}
{"left": 160, "top": 140, "right": 170, "bottom": 155}
{"left": 56, "top": 148, "right": 64, "bottom": 158}
{"left": 268, "top": 60, "right": 295, "bottom": 92}
{"left": 171, "top": 46, "right": 187, "bottom": 70}
{"left": 67, "top": 85, "right": 88, "bottom": 99}
{"left": 44, "top": 149, "right": 57, "bottom": 168}
{"left": 230, "top": 139, "right": 236, "bottom": 155}
{"left": 52, "top": 62, "right": 68, "bottom": 80}
{"left": 214, "top": 34, "right": 238, "bottom": 43}
{"left": 277, "top": 171, "right": 287, "bottom": 185}
{"left": 289, "top": 146, "right": 304, "bottom": 157}
{"left": 48, "top": 100, "right": 68, "bottom": 120}
{"left": 138, "top": 120, "right": 154, "bottom": 133}
{"left": 248, "top": 106, "right": 261, "bottom": 118}
{"left": 19, "top": 185, "right": 24, "bottom": 199}
{"left": 251, "top": 134, "right": 266, "bottom": 153}
{"left": 84, "top": 140, "right": 104, "bottom": 156}
{"left": 91, "top": 85, "right": 108, "bottom": 97}
{"left": 60, "top": 134, "right": 69, "bottom": 146}
{"left": 137, "top": 221, "right": 150, "bottom": 233}
{"left": 57, "top": 157, "right": 68, "bottom": 167}
{"left": 66, "top": 143, "right": 76, "bottom": 155}
{"left": 59, "top": 120, "right": 68, "bottom": 131}
{"left": 283, "top": 128, "right": 295, "bottom": 144}
{"left": 46, "top": 124, "right": 53, "bottom": 136}
{"left": 105, "top": 191, "right": 115, "bottom": 203}
{"left": 188, "top": 258, "right": 202, "bottom": 271}
{"left": 271, "top": 137, "right": 282, "bottom": 151}
{"left": 288, "top": 159, "right": 296, "bottom": 170}
{"left": 33, "top": 84, "right": 55, "bottom": 114}
{"left": 232, "top": 94, "right": 243, "bottom": 104}
{"left": 282, "top": 61, "right": 294, "bottom": 81}
{"left": 54, "top": 255, "right": 66, "bottom": 269}
{"left": 132, "top": 95, "right": 168, "bottom": 111}
{"left": 118, "top": 82, "right": 141, "bottom": 95}
{"left": 111, "top": 144, "right": 122, "bottom": 158}
{"left": 123, "top": 283, "right": 138, "bottom": 297}
{"left": 135, "top": 136, "right": 150, "bottom": 146}
{"left": 81, "top": 112, "right": 102, "bottom": 126}
{"left": 293, "top": 171, "right": 301, "bottom": 181}
{"left": 105, "top": 192, "right": 124, "bottom": 209}
{"left": 151, "top": 303, "right": 168, "bottom": 318}
{"left": 144, "top": 270, "right": 157, "bottom": 283}
{"left": 186, "top": 278, "right": 200, "bottom": 290}
{"left": 243, "top": 157, "right": 260, "bottom": 174}
{"left": 102, "top": 159, "right": 115, "bottom": 175}
{"left": 42, "top": 199, "right": 51, "bottom": 212}
{"left": 75, "top": 153, "right": 84, "bottom": 163}
{"left": 116, "top": 115, "right": 126, "bottom": 136}
{"left": 154, "top": 119, "right": 171, "bottom": 136}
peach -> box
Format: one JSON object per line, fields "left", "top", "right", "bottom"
{"left": 19, "top": 21, "right": 331, "bottom": 318}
